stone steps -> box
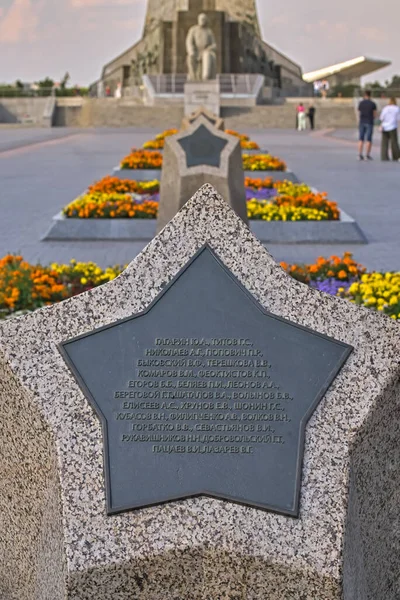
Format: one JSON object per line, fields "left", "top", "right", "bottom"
{"left": 53, "top": 99, "right": 357, "bottom": 129}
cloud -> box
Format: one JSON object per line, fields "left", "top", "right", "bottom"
{"left": 270, "top": 13, "right": 291, "bottom": 26}
{"left": 304, "top": 20, "right": 349, "bottom": 40}
{"left": 359, "top": 26, "right": 385, "bottom": 42}
{"left": 0, "top": 0, "right": 39, "bottom": 43}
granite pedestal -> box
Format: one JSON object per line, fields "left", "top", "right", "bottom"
{"left": 42, "top": 207, "right": 367, "bottom": 244}
{"left": 157, "top": 116, "right": 247, "bottom": 232}
{"left": 184, "top": 81, "right": 220, "bottom": 117}
{"left": 1, "top": 185, "right": 399, "bottom": 599}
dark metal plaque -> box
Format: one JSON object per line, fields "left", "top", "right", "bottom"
{"left": 178, "top": 124, "right": 228, "bottom": 168}
{"left": 60, "top": 246, "right": 352, "bottom": 516}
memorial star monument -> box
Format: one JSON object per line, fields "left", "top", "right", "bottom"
{"left": 1, "top": 186, "right": 400, "bottom": 599}
{"left": 157, "top": 117, "right": 248, "bottom": 231}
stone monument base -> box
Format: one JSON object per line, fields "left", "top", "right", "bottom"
{"left": 184, "top": 80, "right": 220, "bottom": 117}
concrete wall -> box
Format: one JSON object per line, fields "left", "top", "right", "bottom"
{"left": 223, "top": 105, "right": 357, "bottom": 129}
{"left": 0, "top": 98, "right": 49, "bottom": 124}
{"left": 54, "top": 97, "right": 357, "bottom": 129}
{"left": 54, "top": 98, "right": 185, "bottom": 128}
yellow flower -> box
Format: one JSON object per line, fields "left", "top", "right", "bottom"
{"left": 81, "top": 277, "right": 88, "bottom": 285}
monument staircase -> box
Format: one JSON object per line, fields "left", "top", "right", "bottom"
{"left": 52, "top": 97, "right": 357, "bottom": 129}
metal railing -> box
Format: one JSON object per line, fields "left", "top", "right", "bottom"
{"left": 143, "top": 74, "right": 264, "bottom": 97}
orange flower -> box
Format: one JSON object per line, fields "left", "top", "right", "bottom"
{"left": 338, "top": 270, "right": 348, "bottom": 280}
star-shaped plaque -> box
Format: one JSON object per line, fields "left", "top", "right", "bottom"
{"left": 60, "top": 246, "right": 352, "bottom": 516}
{"left": 178, "top": 124, "right": 228, "bottom": 168}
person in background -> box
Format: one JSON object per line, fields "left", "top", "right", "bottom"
{"left": 307, "top": 104, "right": 316, "bottom": 130}
{"left": 358, "top": 90, "right": 377, "bottom": 160}
{"left": 114, "top": 82, "right": 122, "bottom": 99}
{"left": 105, "top": 85, "right": 111, "bottom": 97}
{"left": 313, "top": 80, "right": 321, "bottom": 97}
{"left": 297, "top": 103, "right": 307, "bottom": 131}
{"left": 379, "top": 97, "right": 400, "bottom": 161}
{"left": 321, "top": 80, "right": 329, "bottom": 99}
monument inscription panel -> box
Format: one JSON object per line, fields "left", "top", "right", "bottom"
{"left": 60, "top": 246, "right": 352, "bottom": 516}
{"left": 178, "top": 124, "right": 227, "bottom": 168}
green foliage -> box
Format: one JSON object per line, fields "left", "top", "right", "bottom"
{"left": 329, "top": 84, "right": 359, "bottom": 98}
{"left": 37, "top": 77, "right": 54, "bottom": 89}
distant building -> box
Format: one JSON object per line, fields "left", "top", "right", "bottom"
{"left": 303, "top": 56, "right": 391, "bottom": 88}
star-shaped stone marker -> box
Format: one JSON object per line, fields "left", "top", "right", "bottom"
{"left": 181, "top": 106, "right": 225, "bottom": 131}
{"left": 60, "top": 246, "right": 352, "bottom": 516}
{"left": 178, "top": 124, "right": 228, "bottom": 168}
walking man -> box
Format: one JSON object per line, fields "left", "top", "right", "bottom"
{"left": 380, "top": 97, "right": 400, "bottom": 161}
{"left": 358, "top": 90, "right": 377, "bottom": 160}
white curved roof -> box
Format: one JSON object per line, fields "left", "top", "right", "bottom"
{"left": 303, "top": 56, "right": 391, "bottom": 83}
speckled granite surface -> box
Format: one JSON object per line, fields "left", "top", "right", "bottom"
{"left": 157, "top": 116, "right": 247, "bottom": 232}
{"left": 0, "top": 184, "right": 399, "bottom": 599}
{"left": 181, "top": 106, "right": 225, "bottom": 131}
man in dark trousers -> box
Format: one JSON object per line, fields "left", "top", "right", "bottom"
{"left": 307, "top": 104, "right": 316, "bottom": 130}
{"left": 358, "top": 90, "right": 377, "bottom": 160}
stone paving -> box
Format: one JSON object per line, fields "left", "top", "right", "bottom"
{"left": 0, "top": 126, "right": 399, "bottom": 271}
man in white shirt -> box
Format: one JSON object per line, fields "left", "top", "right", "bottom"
{"left": 380, "top": 97, "right": 400, "bottom": 161}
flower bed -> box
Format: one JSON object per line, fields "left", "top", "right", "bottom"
{"left": 62, "top": 191, "right": 338, "bottom": 222}
{"left": 142, "top": 129, "right": 179, "bottom": 149}
{"left": 2, "top": 254, "right": 398, "bottom": 320}
{"left": 120, "top": 149, "right": 163, "bottom": 170}
{"left": 242, "top": 154, "right": 286, "bottom": 172}
{"left": 281, "top": 252, "right": 365, "bottom": 284}
{"left": 142, "top": 128, "right": 261, "bottom": 151}
{"left": 246, "top": 179, "right": 339, "bottom": 221}
{"left": 63, "top": 176, "right": 339, "bottom": 222}
{"left": 62, "top": 193, "right": 158, "bottom": 219}
{"left": 119, "top": 149, "right": 285, "bottom": 171}
{"left": 247, "top": 198, "right": 339, "bottom": 222}
{"left": 88, "top": 176, "right": 159, "bottom": 195}
{"left": 245, "top": 178, "right": 312, "bottom": 201}
{"left": 0, "top": 255, "right": 121, "bottom": 317}
{"left": 281, "top": 253, "right": 400, "bottom": 320}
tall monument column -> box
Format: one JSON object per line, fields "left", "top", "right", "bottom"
{"left": 216, "top": 0, "right": 261, "bottom": 35}
{"left": 144, "top": 0, "right": 261, "bottom": 36}
{"left": 98, "top": 0, "right": 308, "bottom": 97}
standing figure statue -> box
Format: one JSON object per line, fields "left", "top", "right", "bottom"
{"left": 186, "top": 13, "right": 217, "bottom": 81}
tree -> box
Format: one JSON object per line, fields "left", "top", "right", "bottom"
{"left": 60, "top": 72, "right": 70, "bottom": 89}
{"left": 37, "top": 77, "right": 54, "bottom": 89}
{"left": 386, "top": 75, "right": 400, "bottom": 90}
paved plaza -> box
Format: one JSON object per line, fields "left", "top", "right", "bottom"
{"left": 0, "top": 126, "right": 399, "bottom": 271}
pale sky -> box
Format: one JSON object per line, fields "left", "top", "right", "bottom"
{"left": 0, "top": 0, "right": 397, "bottom": 85}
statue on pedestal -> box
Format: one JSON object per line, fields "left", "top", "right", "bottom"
{"left": 186, "top": 13, "right": 217, "bottom": 81}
